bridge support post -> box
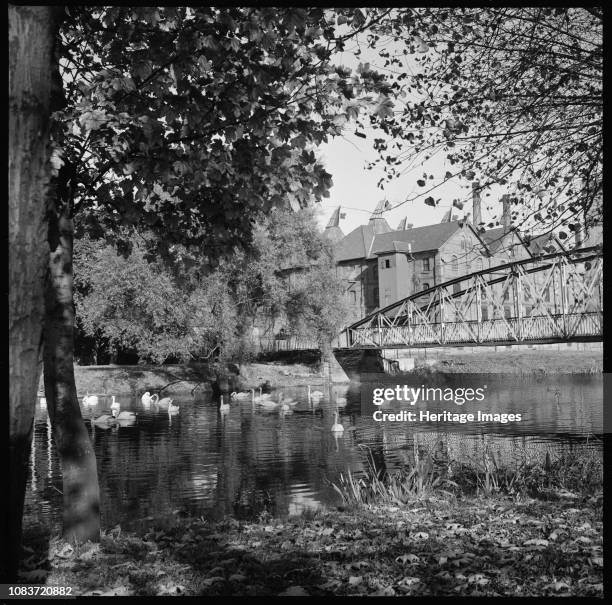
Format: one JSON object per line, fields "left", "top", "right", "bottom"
{"left": 439, "top": 288, "right": 445, "bottom": 344}
{"left": 513, "top": 270, "right": 523, "bottom": 341}
{"left": 475, "top": 277, "right": 482, "bottom": 343}
{"left": 559, "top": 259, "right": 568, "bottom": 338}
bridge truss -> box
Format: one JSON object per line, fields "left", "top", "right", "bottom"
{"left": 339, "top": 247, "right": 603, "bottom": 349}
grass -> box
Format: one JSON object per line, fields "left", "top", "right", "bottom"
{"left": 330, "top": 442, "right": 602, "bottom": 506}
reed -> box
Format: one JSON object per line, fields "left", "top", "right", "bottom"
{"left": 330, "top": 445, "right": 457, "bottom": 506}
{"left": 331, "top": 442, "right": 602, "bottom": 505}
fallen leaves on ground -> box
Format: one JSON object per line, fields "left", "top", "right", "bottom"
{"left": 28, "top": 494, "right": 602, "bottom": 597}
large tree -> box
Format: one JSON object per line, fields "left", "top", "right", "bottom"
{"left": 73, "top": 207, "right": 348, "bottom": 364}
{"left": 41, "top": 6, "right": 393, "bottom": 544}
{"left": 364, "top": 7, "right": 602, "bottom": 241}
{"left": 8, "top": 4, "right": 64, "bottom": 581}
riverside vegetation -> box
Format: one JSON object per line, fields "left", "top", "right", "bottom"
{"left": 22, "top": 445, "right": 602, "bottom": 596}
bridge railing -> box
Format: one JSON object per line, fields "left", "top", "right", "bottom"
{"left": 253, "top": 336, "right": 321, "bottom": 354}
{"left": 345, "top": 311, "right": 602, "bottom": 348}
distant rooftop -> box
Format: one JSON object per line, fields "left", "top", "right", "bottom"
{"left": 371, "top": 221, "right": 464, "bottom": 256}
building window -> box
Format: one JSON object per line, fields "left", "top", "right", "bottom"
{"left": 422, "top": 282, "right": 430, "bottom": 290}
{"left": 350, "top": 291, "right": 357, "bottom": 304}
{"left": 422, "top": 257, "right": 430, "bottom": 272}
{"left": 384, "top": 259, "right": 391, "bottom": 269}
{"left": 451, "top": 255, "right": 458, "bottom": 273}
{"left": 481, "top": 305, "right": 488, "bottom": 321}
{"left": 453, "top": 282, "right": 462, "bottom": 294}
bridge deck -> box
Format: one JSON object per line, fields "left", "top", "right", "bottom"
{"left": 340, "top": 248, "right": 603, "bottom": 350}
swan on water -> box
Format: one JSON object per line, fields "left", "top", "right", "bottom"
{"left": 308, "top": 386, "right": 323, "bottom": 406}
{"left": 92, "top": 410, "right": 118, "bottom": 426}
{"left": 253, "top": 387, "right": 273, "bottom": 403}
{"left": 110, "top": 396, "right": 121, "bottom": 411}
{"left": 116, "top": 410, "right": 136, "bottom": 421}
{"left": 331, "top": 411, "right": 344, "bottom": 434}
{"left": 157, "top": 397, "right": 173, "bottom": 407}
{"left": 168, "top": 402, "right": 180, "bottom": 414}
{"left": 278, "top": 392, "right": 298, "bottom": 407}
{"left": 82, "top": 393, "right": 99, "bottom": 406}
{"left": 141, "top": 392, "right": 159, "bottom": 405}
{"left": 219, "top": 395, "right": 230, "bottom": 413}
{"left": 230, "top": 391, "right": 250, "bottom": 401}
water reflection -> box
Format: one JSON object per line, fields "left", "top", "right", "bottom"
{"left": 24, "top": 374, "right": 603, "bottom": 532}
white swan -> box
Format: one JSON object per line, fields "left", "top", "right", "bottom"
{"left": 110, "top": 396, "right": 121, "bottom": 412}
{"left": 219, "top": 395, "right": 230, "bottom": 413}
{"left": 168, "top": 402, "right": 180, "bottom": 414}
{"left": 157, "top": 397, "right": 173, "bottom": 407}
{"left": 141, "top": 392, "right": 159, "bottom": 405}
{"left": 258, "top": 397, "right": 279, "bottom": 409}
{"left": 308, "top": 386, "right": 323, "bottom": 405}
{"left": 231, "top": 391, "right": 251, "bottom": 401}
{"left": 82, "top": 393, "right": 99, "bottom": 406}
{"left": 92, "top": 410, "right": 117, "bottom": 426}
{"left": 116, "top": 410, "right": 136, "bottom": 421}
{"left": 331, "top": 411, "right": 344, "bottom": 434}
{"left": 278, "top": 392, "right": 298, "bottom": 407}
{"left": 253, "top": 387, "right": 273, "bottom": 403}
{"left": 308, "top": 386, "right": 324, "bottom": 399}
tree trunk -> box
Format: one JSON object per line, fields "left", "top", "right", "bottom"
{"left": 320, "top": 339, "right": 333, "bottom": 381}
{"left": 43, "top": 201, "right": 101, "bottom": 544}
{"left": 7, "top": 5, "right": 62, "bottom": 582}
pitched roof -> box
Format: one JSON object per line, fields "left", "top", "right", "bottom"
{"left": 369, "top": 200, "right": 392, "bottom": 234}
{"left": 322, "top": 225, "right": 345, "bottom": 244}
{"left": 440, "top": 208, "right": 461, "bottom": 223}
{"left": 528, "top": 233, "right": 565, "bottom": 255}
{"left": 480, "top": 227, "right": 506, "bottom": 253}
{"left": 371, "top": 221, "right": 463, "bottom": 256}
{"left": 326, "top": 207, "right": 341, "bottom": 229}
{"left": 335, "top": 224, "right": 378, "bottom": 262}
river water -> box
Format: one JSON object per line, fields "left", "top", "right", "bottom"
{"left": 24, "top": 373, "right": 603, "bottom": 533}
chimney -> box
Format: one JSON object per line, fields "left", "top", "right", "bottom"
{"left": 472, "top": 182, "right": 482, "bottom": 227}
{"left": 501, "top": 194, "right": 512, "bottom": 232}
{"left": 574, "top": 224, "right": 584, "bottom": 249}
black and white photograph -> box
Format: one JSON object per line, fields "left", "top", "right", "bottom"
{"left": 7, "top": 5, "right": 603, "bottom": 598}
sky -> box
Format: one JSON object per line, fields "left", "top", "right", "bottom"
{"left": 311, "top": 23, "right": 508, "bottom": 236}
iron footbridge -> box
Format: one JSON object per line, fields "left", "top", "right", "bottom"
{"left": 338, "top": 247, "right": 603, "bottom": 349}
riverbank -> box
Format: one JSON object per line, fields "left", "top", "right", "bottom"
{"left": 37, "top": 348, "right": 602, "bottom": 398}
{"left": 407, "top": 349, "right": 602, "bottom": 375}
{"left": 38, "top": 360, "right": 331, "bottom": 399}
{"left": 26, "top": 492, "right": 602, "bottom": 597}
